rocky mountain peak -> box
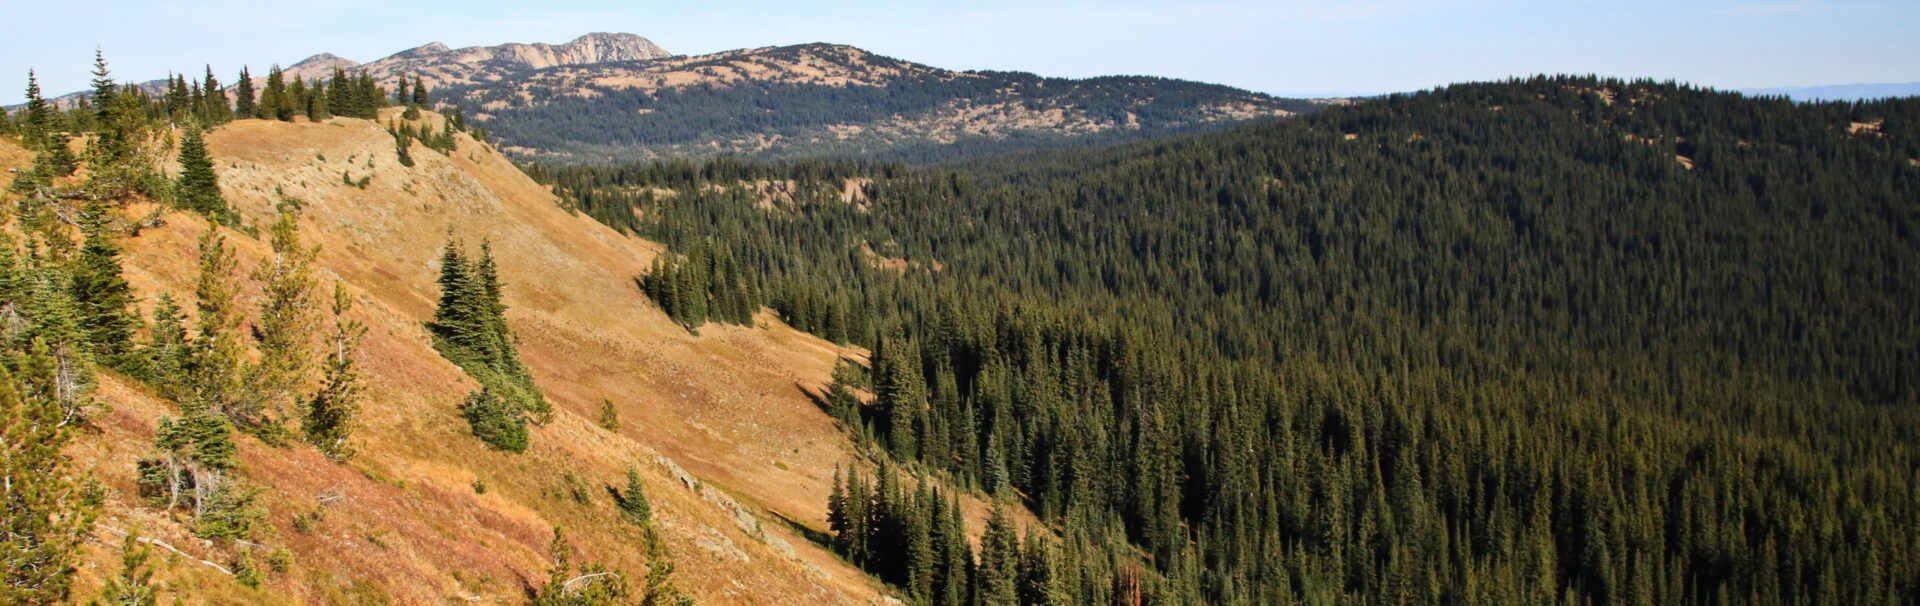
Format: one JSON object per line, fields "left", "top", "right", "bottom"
{"left": 396, "top": 41, "right": 453, "bottom": 58}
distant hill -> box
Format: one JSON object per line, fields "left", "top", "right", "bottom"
{"left": 41, "top": 33, "right": 1330, "bottom": 163}
{"left": 430, "top": 42, "right": 1327, "bottom": 163}
{"left": 41, "top": 32, "right": 670, "bottom": 108}
{"left": 1738, "top": 81, "right": 1920, "bottom": 101}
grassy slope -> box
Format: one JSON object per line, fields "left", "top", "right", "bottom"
{"left": 2, "top": 112, "right": 1035, "bottom": 604}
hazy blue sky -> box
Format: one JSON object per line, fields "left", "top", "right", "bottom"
{"left": 5, "top": 0, "right": 1917, "bottom": 104}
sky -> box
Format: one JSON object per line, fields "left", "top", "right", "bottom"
{"left": 4, "top": 0, "right": 1917, "bottom": 104}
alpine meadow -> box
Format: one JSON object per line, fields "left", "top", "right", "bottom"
{"left": 2, "top": 9, "right": 1917, "bottom": 606}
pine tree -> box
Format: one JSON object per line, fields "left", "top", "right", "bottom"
{"left": 202, "top": 66, "right": 231, "bottom": 124}
{"left": 188, "top": 228, "right": 244, "bottom": 419}
{"left": 164, "top": 74, "right": 189, "bottom": 120}
{"left": 828, "top": 465, "right": 849, "bottom": 542}
{"left": 0, "top": 343, "right": 102, "bottom": 605}
{"left": 460, "top": 386, "right": 527, "bottom": 453}
{"left": 233, "top": 66, "right": 255, "bottom": 119}
{"left": 531, "top": 527, "right": 632, "bottom": 605}
{"left": 620, "top": 466, "right": 652, "bottom": 527}
{"left": 262, "top": 65, "right": 291, "bottom": 122}
{"left": 304, "top": 282, "right": 364, "bottom": 462}
{"left": 173, "top": 127, "right": 229, "bottom": 221}
{"left": 85, "top": 49, "right": 124, "bottom": 171}
{"left": 243, "top": 210, "right": 321, "bottom": 432}
{"left": 19, "top": 70, "right": 77, "bottom": 179}
{"left": 979, "top": 503, "right": 1020, "bottom": 606}
{"left": 146, "top": 293, "right": 190, "bottom": 397}
{"left": 327, "top": 68, "right": 350, "bottom": 118}
{"left": 411, "top": 75, "right": 429, "bottom": 107}
{"left": 70, "top": 199, "right": 143, "bottom": 375}
{"left": 394, "top": 77, "right": 409, "bottom": 106}
{"left": 307, "top": 79, "right": 330, "bottom": 121}
{"left": 394, "top": 125, "right": 415, "bottom": 167}
{"left": 598, "top": 398, "right": 619, "bottom": 431}
{"left": 97, "top": 529, "right": 158, "bottom": 605}
{"left": 84, "top": 63, "right": 163, "bottom": 200}
{"left": 287, "top": 76, "right": 307, "bottom": 122}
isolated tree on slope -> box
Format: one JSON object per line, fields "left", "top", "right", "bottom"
{"left": 173, "top": 127, "right": 229, "bottom": 222}
{"left": 245, "top": 210, "right": 321, "bottom": 431}
{"left": 304, "top": 282, "right": 365, "bottom": 461}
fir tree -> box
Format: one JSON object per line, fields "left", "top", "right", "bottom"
{"left": 978, "top": 504, "right": 1020, "bottom": 606}
{"left": 598, "top": 398, "right": 619, "bottom": 431}
{"left": 460, "top": 387, "right": 527, "bottom": 453}
{"left": 411, "top": 75, "right": 429, "bottom": 107}
{"left": 69, "top": 199, "right": 144, "bottom": 375}
{"left": 146, "top": 293, "right": 189, "bottom": 398}
{"left": 307, "top": 79, "right": 330, "bottom": 121}
{"left": 172, "top": 127, "right": 230, "bottom": 221}
{"left": 232, "top": 66, "right": 256, "bottom": 119}
{"left": 262, "top": 65, "right": 291, "bottom": 121}
{"left": 326, "top": 68, "right": 350, "bottom": 118}
{"left": 286, "top": 76, "right": 307, "bottom": 121}
{"left": 620, "top": 466, "right": 652, "bottom": 527}
{"left": 202, "top": 66, "right": 231, "bottom": 124}
{"left": 85, "top": 49, "right": 123, "bottom": 170}
{"left": 20, "top": 70, "right": 77, "bottom": 179}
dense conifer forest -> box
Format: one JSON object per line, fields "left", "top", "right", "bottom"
{"left": 533, "top": 76, "right": 1920, "bottom": 605}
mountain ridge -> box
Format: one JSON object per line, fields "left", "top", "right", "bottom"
{"left": 35, "top": 33, "right": 1325, "bottom": 163}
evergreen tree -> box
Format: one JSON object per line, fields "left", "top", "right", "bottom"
{"left": 287, "top": 76, "right": 307, "bottom": 121}
{"left": 232, "top": 66, "right": 256, "bottom": 119}
{"left": 598, "top": 398, "right": 618, "bottom": 431}
{"left": 459, "top": 386, "right": 526, "bottom": 453}
{"left": 19, "top": 70, "right": 77, "bottom": 179}
{"left": 146, "top": 293, "right": 190, "bottom": 397}
{"left": 394, "top": 124, "right": 415, "bottom": 167}
{"left": 327, "top": 68, "right": 350, "bottom": 118}
{"left": 620, "top": 466, "right": 652, "bottom": 527}
{"left": 261, "top": 65, "right": 291, "bottom": 121}
{"left": 163, "top": 74, "right": 189, "bottom": 120}
{"left": 306, "top": 79, "right": 330, "bottom": 121}
{"left": 411, "top": 75, "right": 429, "bottom": 107}
{"left": 978, "top": 504, "right": 1020, "bottom": 606}
{"left": 0, "top": 344, "right": 102, "bottom": 605}
{"left": 202, "top": 66, "right": 231, "bottom": 124}
{"left": 96, "top": 529, "right": 158, "bottom": 605}
{"left": 187, "top": 228, "right": 244, "bottom": 419}
{"left": 243, "top": 210, "right": 321, "bottom": 433}
{"left": 529, "top": 527, "right": 632, "bottom": 605}
{"left": 69, "top": 199, "right": 144, "bottom": 375}
{"left": 172, "top": 127, "right": 230, "bottom": 221}
{"left": 394, "top": 77, "right": 409, "bottom": 106}
{"left": 304, "top": 282, "right": 364, "bottom": 462}
{"left": 85, "top": 50, "right": 123, "bottom": 170}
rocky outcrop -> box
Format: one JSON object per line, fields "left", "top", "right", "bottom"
{"left": 381, "top": 32, "right": 670, "bottom": 73}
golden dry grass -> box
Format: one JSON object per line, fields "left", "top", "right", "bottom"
{"left": 17, "top": 111, "right": 1039, "bottom": 604}
{"left": 37, "top": 114, "right": 930, "bottom": 605}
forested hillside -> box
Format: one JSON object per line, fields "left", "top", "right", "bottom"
{"left": 534, "top": 76, "right": 1920, "bottom": 605}
{"left": 438, "top": 43, "right": 1325, "bottom": 163}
